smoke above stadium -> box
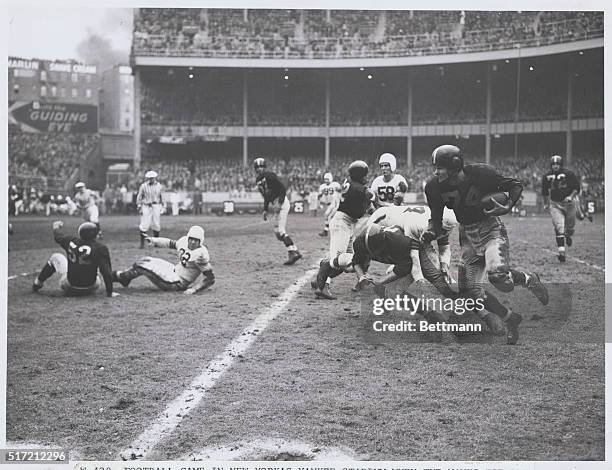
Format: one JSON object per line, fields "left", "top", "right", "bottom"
{"left": 76, "top": 9, "right": 132, "bottom": 73}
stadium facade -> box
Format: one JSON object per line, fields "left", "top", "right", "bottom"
{"left": 130, "top": 9, "right": 603, "bottom": 170}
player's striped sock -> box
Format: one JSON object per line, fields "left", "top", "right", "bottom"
{"left": 37, "top": 261, "right": 56, "bottom": 283}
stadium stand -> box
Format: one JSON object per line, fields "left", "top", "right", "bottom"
{"left": 8, "top": 125, "right": 99, "bottom": 191}
{"left": 132, "top": 10, "right": 603, "bottom": 58}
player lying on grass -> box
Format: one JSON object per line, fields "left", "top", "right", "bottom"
{"left": 32, "top": 221, "right": 115, "bottom": 297}
{"left": 423, "top": 144, "right": 549, "bottom": 345}
{"left": 112, "top": 225, "right": 215, "bottom": 295}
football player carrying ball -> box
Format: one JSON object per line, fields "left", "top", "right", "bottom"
{"left": 422, "top": 144, "right": 549, "bottom": 345}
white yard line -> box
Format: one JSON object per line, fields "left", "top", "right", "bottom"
{"left": 540, "top": 247, "right": 604, "bottom": 272}
{"left": 514, "top": 238, "right": 604, "bottom": 273}
{"left": 7, "top": 272, "right": 33, "bottom": 281}
{"left": 119, "top": 267, "right": 319, "bottom": 460}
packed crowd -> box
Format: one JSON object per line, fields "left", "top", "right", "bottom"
{"left": 9, "top": 151, "right": 603, "bottom": 217}
{"left": 8, "top": 126, "right": 99, "bottom": 190}
{"left": 128, "top": 152, "right": 604, "bottom": 201}
{"left": 132, "top": 9, "right": 603, "bottom": 58}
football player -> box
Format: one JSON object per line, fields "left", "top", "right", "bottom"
{"left": 317, "top": 172, "right": 341, "bottom": 237}
{"left": 365, "top": 205, "right": 457, "bottom": 294}
{"left": 32, "top": 221, "right": 115, "bottom": 297}
{"left": 575, "top": 179, "right": 594, "bottom": 223}
{"left": 74, "top": 182, "right": 103, "bottom": 238}
{"left": 314, "top": 160, "right": 373, "bottom": 300}
{"left": 356, "top": 205, "right": 506, "bottom": 334}
{"left": 113, "top": 225, "right": 215, "bottom": 295}
{"left": 370, "top": 153, "right": 408, "bottom": 207}
{"left": 422, "top": 144, "right": 549, "bottom": 345}
{"left": 541, "top": 155, "right": 581, "bottom": 262}
{"left": 254, "top": 157, "right": 302, "bottom": 265}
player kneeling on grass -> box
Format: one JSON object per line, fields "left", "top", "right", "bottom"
{"left": 112, "top": 225, "right": 214, "bottom": 295}
{"left": 32, "top": 221, "right": 116, "bottom": 298}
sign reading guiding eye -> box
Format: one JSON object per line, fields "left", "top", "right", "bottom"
{"left": 8, "top": 101, "right": 98, "bottom": 133}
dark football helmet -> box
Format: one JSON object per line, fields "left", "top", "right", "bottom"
{"left": 253, "top": 157, "right": 266, "bottom": 169}
{"left": 78, "top": 222, "right": 99, "bottom": 241}
{"left": 348, "top": 160, "right": 369, "bottom": 184}
{"left": 432, "top": 144, "right": 463, "bottom": 170}
{"left": 550, "top": 155, "right": 563, "bottom": 167}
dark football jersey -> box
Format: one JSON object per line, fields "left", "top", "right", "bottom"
{"left": 256, "top": 171, "right": 286, "bottom": 211}
{"left": 352, "top": 225, "right": 414, "bottom": 277}
{"left": 425, "top": 163, "right": 523, "bottom": 233}
{"left": 55, "top": 232, "right": 113, "bottom": 295}
{"left": 337, "top": 179, "right": 371, "bottom": 220}
{"left": 541, "top": 169, "right": 580, "bottom": 202}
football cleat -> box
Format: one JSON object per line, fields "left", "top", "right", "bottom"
{"left": 505, "top": 311, "right": 523, "bottom": 345}
{"left": 558, "top": 253, "right": 566, "bottom": 263}
{"left": 114, "top": 270, "right": 131, "bottom": 288}
{"left": 373, "top": 283, "right": 386, "bottom": 298}
{"left": 315, "top": 285, "right": 336, "bottom": 300}
{"left": 318, "top": 230, "right": 328, "bottom": 237}
{"left": 565, "top": 236, "right": 572, "bottom": 247}
{"left": 526, "top": 272, "right": 549, "bottom": 305}
{"left": 284, "top": 250, "right": 303, "bottom": 265}
{"left": 32, "top": 279, "right": 43, "bottom": 292}
{"left": 482, "top": 312, "right": 505, "bottom": 336}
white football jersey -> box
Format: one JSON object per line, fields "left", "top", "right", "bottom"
{"left": 75, "top": 189, "right": 96, "bottom": 210}
{"left": 368, "top": 205, "right": 430, "bottom": 243}
{"left": 370, "top": 174, "right": 408, "bottom": 206}
{"left": 174, "top": 236, "right": 212, "bottom": 284}
{"left": 318, "top": 181, "right": 341, "bottom": 205}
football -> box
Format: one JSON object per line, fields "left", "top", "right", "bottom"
{"left": 480, "top": 192, "right": 510, "bottom": 211}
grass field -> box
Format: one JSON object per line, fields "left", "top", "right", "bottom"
{"left": 5, "top": 211, "right": 605, "bottom": 461}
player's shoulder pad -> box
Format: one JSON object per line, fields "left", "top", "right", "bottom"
{"left": 341, "top": 179, "right": 351, "bottom": 193}
{"left": 464, "top": 162, "right": 498, "bottom": 177}
{"left": 370, "top": 175, "right": 384, "bottom": 187}
{"left": 176, "top": 235, "right": 188, "bottom": 248}
{"left": 196, "top": 245, "right": 210, "bottom": 260}
{"left": 424, "top": 175, "right": 439, "bottom": 191}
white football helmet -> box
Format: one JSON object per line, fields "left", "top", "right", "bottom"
{"left": 323, "top": 172, "right": 333, "bottom": 184}
{"left": 379, "top": 153, "right": 397, "bottom": 172}
{"left": 187, "top": 225, "right": 205, "bottom": 244}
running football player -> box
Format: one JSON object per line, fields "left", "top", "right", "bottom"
{"left": 370, "top": 153, "right": 408, "bottom": 207}
{"left": 254, "top": 157, "right": 302, "bottom": 265}
{"left": 314, "top": 160, "right": 373, "bottom": 300}
{"left": 317, "top": 172, "right": 341, "bottom": 237}
{"left": 541, "top": 155, "right": 581, "bottom": 262}
{"left": 113, "top": 225, "right": 215, "bottom": 294}
{"left": 32, "top": 221, "right": 115, "bottom": 297}
{"left": 422, "top": 144, "right": 549, "bottom": 345}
